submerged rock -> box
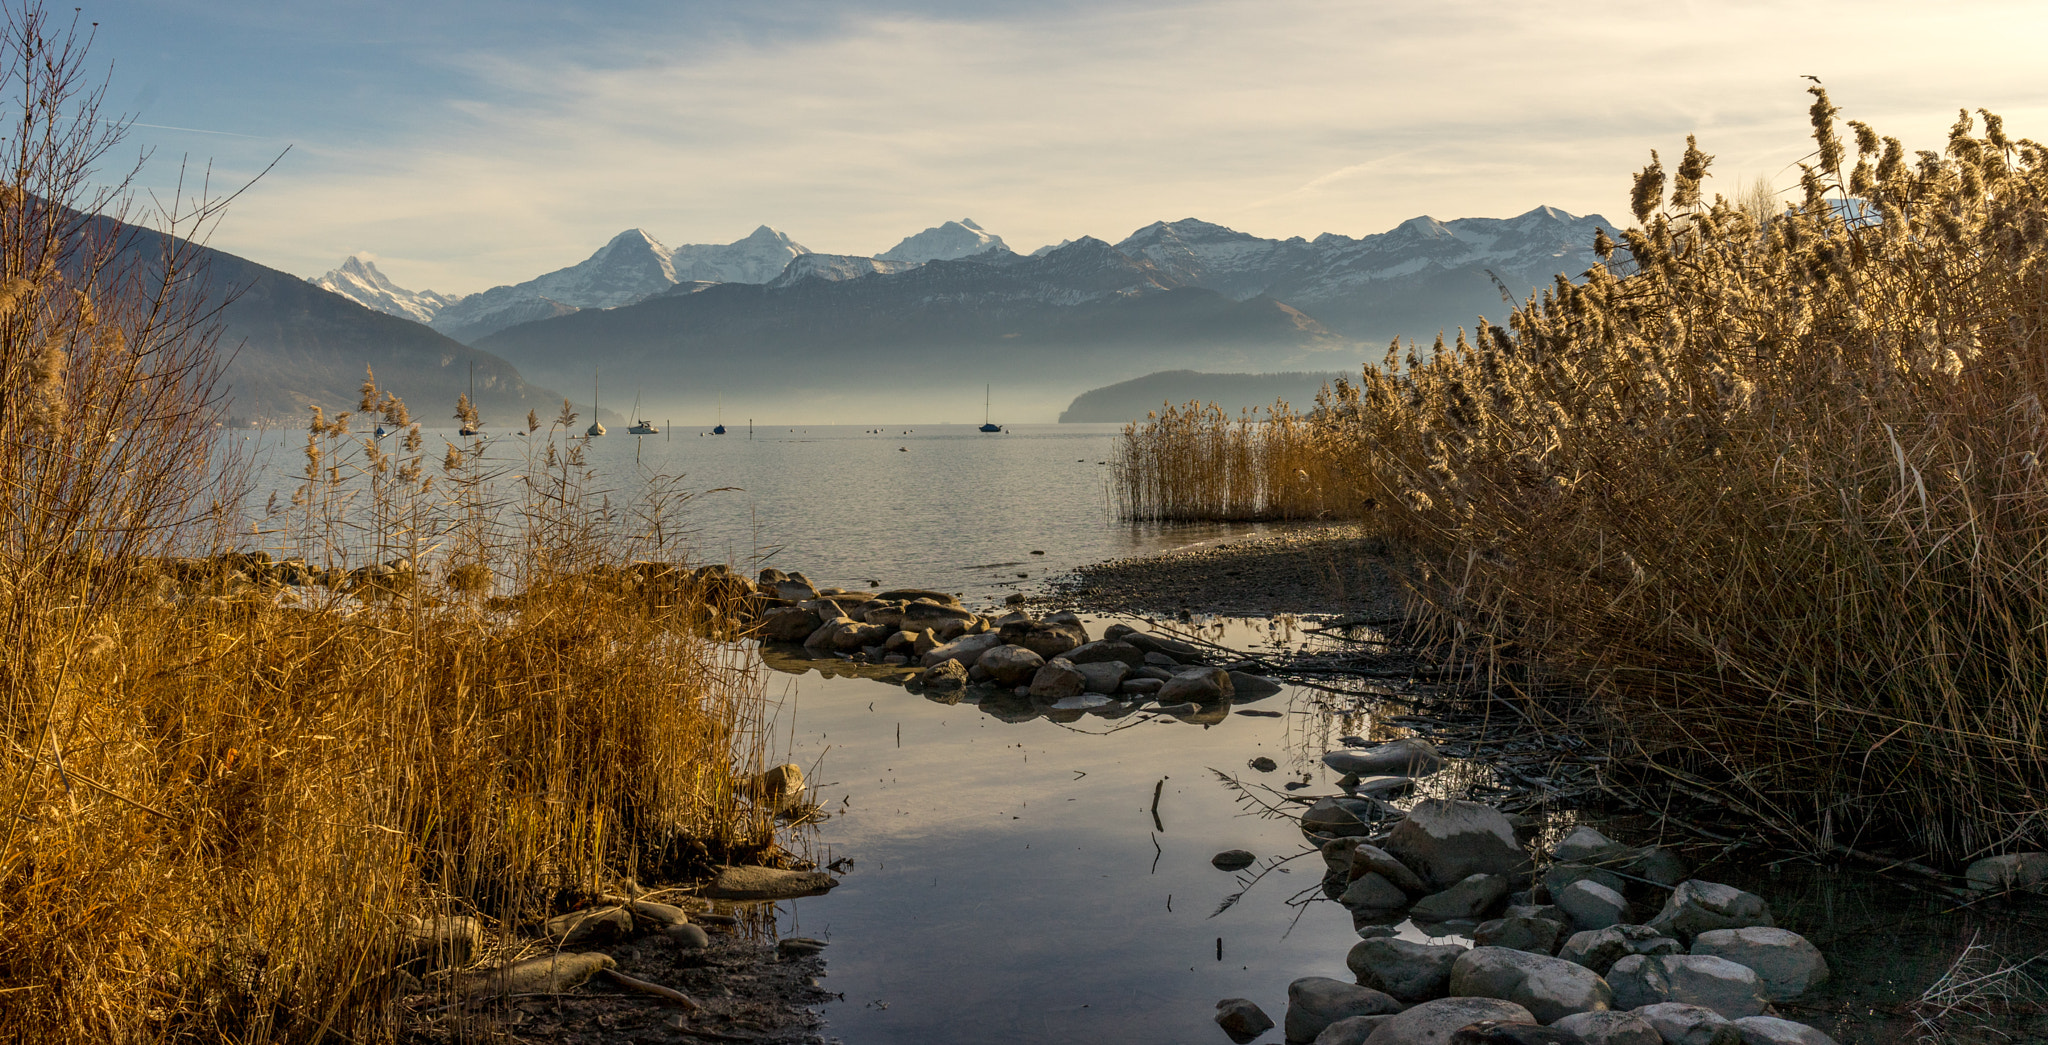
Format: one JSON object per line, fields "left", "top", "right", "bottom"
{"left": 1322, "top": 737, "right": 1444, "bottom": 777}
{"left": 1964, "top": 852, "right": 2048, "bottom": 893}
{"left": 1214, "top": 997, "right": 1275, "bottom": 1042}
{"left": 1211, "top": 849, "right": 1257, "bottom": 871}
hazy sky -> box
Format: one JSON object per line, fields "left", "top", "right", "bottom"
{"left": 85, "top": 0, "right": 2048, "bottom": 295}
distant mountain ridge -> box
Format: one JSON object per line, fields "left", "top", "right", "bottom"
{"left": 1057, "top": 369, "right": 1355, "bottom": 423}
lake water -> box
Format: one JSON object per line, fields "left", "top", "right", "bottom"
{"left": 226, "top": 421, "right": 2048, "bottom": 1044}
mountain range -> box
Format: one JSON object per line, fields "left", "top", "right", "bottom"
{"left": 293, "top": 206, "right": 1609, "bottom": 423}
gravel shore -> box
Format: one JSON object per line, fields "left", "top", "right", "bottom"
{"left": 1041, "top": 523, "right": 1410, "bottom": 619}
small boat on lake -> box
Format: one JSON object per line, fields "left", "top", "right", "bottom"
{"left": 628, "top": 393, "right": 658, "bottom": 435}
{"left": 587, "top": 371, "right": 606, "bottom": 437}
{"left": 712, "top": 394, "right": 727, "bottom": 435}
{"left": 459, "top": 361, "right": 482, "bottom": 436}
{"left": 979, "top": 384, "right": 1002, "bottom": 433}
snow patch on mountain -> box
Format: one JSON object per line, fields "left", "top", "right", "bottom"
{"left": 313, "top": 257, "right": 459, "bottom": 324}
{"left": 671, "top": 225, "right": 811, "bottom": 283}
{"left": 769, "top": 253, "right": 920, "bottom": 287}
{"left": 876, "top": 219, "right": 1007, "bottom": 263}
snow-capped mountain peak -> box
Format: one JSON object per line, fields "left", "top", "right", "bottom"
{"left": 312, "top": 256, "right": 457, "bottom": 324}
{"left": 876, "top": 219, "right": 1007, "bottom": 263}
{"left": 670, "top": 226, "right": 811, "bottom": 283}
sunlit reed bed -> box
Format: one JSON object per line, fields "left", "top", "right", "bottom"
{"left": 1115, "top": 92, "right": 2048, "bottom": 863}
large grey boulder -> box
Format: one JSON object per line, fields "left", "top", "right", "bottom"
{"left": 1317, "top": 1015, "right": 1395, "bottom": 1045}
{"left": 975, "top": 643, "right": 1044, "bottom": 686}
{"left": 1729, "top": 1016, "right": 1841, "bottom": 1045}
{"left": 1607, "top": 954, "right": 1769, "bottom": 1018}
{"left": 1381, "top": 800, "right": 1533, "bottom": 890}
{"left": 1964, "top": 852, "right": 2048, "bottom": 894}
{"left": 1411, "top": 873, "right": 1510, "bottom": 923}
{"left": 1347, "top": 937, "right": 1466, "bottom": 1003}
{"left": 700, "top": 865, "right": 838, "bottom": 901}
{"left": 1647, "top": 881, "right": 1774, "bottom": 943}
{"left": 1285, "top": 977, "right": 1402, "bottom": 1042}
{"left": 1322, "top": 738, "right": 1444, "bottom": 777}
{"left": 1557, "top": 879, "right": 1632, "bottom": 932}
{"left": 919, "top": 630, "right": 1005, "bottom": 667}
{"left": 1553, "top": 826, "right": 1633, "bottom": 863}
{"left": 756, "top": 605, "right": 824, "bottom": 642}
{"left": 1473, "top": 911, "right": 1568, "bottom": 956}
{"left": 1158, "top": 665, "right": 1234, "bottom": 704}
{"left": 1632, "top": 1003, "right": 1742, "bottom": 1045}
{"left": 1691, "top": 927, "right": 1829, "bottom": 1001}
{"left": 1027, "top": 658, "right": 1086, "bottom": 699}
{"left": 1215, "top": 997, "right": 1275, "bottom": 1042}
{"left": 1448, "top": 945, "right": 1615, "bottom": 1024}
{"left": 1350, "top": 843, "right": 1429, "bottom": 895}
{"left": 1360, "top": 997, "right": 1536, "bottom": 1045}
{"left": 1551, "top": 1010, "right": 1663, "bottom": 1045}
{"left": 1558, "top": 924, "right": 1684, "bottom": 976}
{"left": 1340, "top": 872, "right": 1411, "bottom": 911}
{"left": 1065, "top": 639, "right": 1146, "bottom": 667}
{"left": 1073, "top": 659, "right": 1129, "bottom": 694}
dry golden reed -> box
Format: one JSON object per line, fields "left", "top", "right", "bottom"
{"left": 0, "top": 8, "right": 781, "bottom": 1042}
{"left": 1122, "top": 91, "right": 2048, "bottom": 860}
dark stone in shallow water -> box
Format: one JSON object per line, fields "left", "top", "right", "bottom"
{"left": 1212, "top": 849, "right": 1257, "bottom": 871}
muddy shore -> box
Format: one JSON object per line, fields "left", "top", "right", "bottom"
{"left": 1039, "top": 523, "right": 1411, "bottom": 620}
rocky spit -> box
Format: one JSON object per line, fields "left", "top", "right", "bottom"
{"left": 1206, "top": 733, "right": 2048, "bottom": 1045}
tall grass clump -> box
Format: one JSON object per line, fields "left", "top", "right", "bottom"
{"left": 1342, "top": 92, "right": 2048, "bottom": 859}
{"left": 0, "top": 8, "right": 780, "bottom": 1043}
{"left": 1113, "top": 396, "right": 1376, "bottom": 521}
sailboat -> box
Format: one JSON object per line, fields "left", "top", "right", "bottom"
{"left": 628, "top": 393, "right": 658, "bottom": 435}
{"left": 587, "top": 371, "right": 606, "bottom": 437}
{"left": 458, "top": 361, "right": 482, "bottom": 436}
{"left": 979, "top": 384, "right": 1002, "bottom": 433}
{"left": 712, "top": 394, "right": 727, "bottom": 435}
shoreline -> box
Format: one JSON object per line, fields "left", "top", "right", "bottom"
{"left": 1037, "top": 523, "right": 1410, "bottom": 620}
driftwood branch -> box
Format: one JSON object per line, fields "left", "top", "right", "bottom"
{"left": 601, "top": 968, "right": 701, "bottom": 1011}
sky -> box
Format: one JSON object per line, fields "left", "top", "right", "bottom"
{"left": 76, "top": 0, "right": 2048, "bottom": 296}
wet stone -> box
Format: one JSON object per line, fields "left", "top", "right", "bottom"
{"left": 1558, "top": 923, "right": 1683, "bottom": 976}
{"left": 1449, "top": 1024, "right": 1586, "bottom": 1045}
{"left": 1557, "top": 878, "right": 1631, "bottom": 932}
{"left": 1449, "top": 945, "right": 1615, "bottom": 1025}
{"left": 1473, "top": 911, "right": 1569, "bottom": 956}
{"left": 1647, "top": 881, "right": 1775, "bottom": 943}
{"left": 1284, "top": 976, "right": 1402, "bottom": 1042}
{"left": 1249, "top": 755, "right": 1279, "bottom": 772}
{"left": 1633, "top": 1002, "right": 1742, "bottom": 1045}
{"left": 1729, "top": 1015, "right": 1842, "bottom": 1045}
{"left": 1411, "top": 873, "right": 1510, "bottom": 923}
{"left": 1380, "top": 799, "right": 1533, "bottom": 891}
{"left": 1608, "top": 953, "right": 1769, "bottom": 1019}
{"left": 1211, "top": 849, "right": 1257, "bottom": 871}
{"left": 1214, "top": 997, "right": 1275, "bottom": 1043}
{"left": 1358, "top": 997, "right": 1535, "bottom": 1045}
{"left": 1964, "top": 852, "right": 2048, "bottom": 894}
{"left": 1347, "top": 937, "right": 1466, "bottom": 1003}
{"left": 1316, "top": 1014, "right": 1393, "bottom": 1045}
{"left": 1552, "top": 1010, "right": 1664, "bottom": 1045}
{"left": 1690, "top": 927, "right": 1829, "bottom": 1001}
{"left": 1321, "top": 737, "right": 1444, "bottom": 777}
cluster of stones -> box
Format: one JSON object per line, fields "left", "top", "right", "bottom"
{"left": 1214, "top": 739, "right": 1844, "bottom": 1045}
{"left": 751, "top": 568, "right": 1283, "bottom": 705}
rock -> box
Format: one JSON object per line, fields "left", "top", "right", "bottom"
{"left": 1340, "top": 872, "right": 1411, "bottom": 911}
{"left": 1229, "top": 671, "right": 1285, "bottom": 698}
{"left": 1121, "top": 677, "right": 1164, "bottom": 695}
{"left": 1557, "top": 879, "right": 1632, "bottom": 932}
{"left": 1027, "top": 659, "right": 1086, "bottom": 700}
{"left": 1690, "top": 928, "right": 1829, "bottom": 1001}
{"left": 456, "top": 952, "right": 615, "bottom": 996}
{"left": 1065, "top": 639, "right": 1146, "bottom": 667}
{"left": 1324, "top": 836, "right": 1366, "bottom": 874}
{"left": 1554, "top": 826, "right": 1632, "bottom": 863}
{"left": 1607, "top": 954, "right": 1769, "bottom": 1018}
{"left": 1631, "top": 1003, "right": 1742, "bottom": 1045}
{"left": 1322, "top": 738, "right": 1445, "bottom": 777}
{"left": 976, "top": 644, "right": 1045, "bottom": 686}
{"left": 775, "top": 936, "right": 828, "bottom": 957}
{"left": 1215, "top": 997, "right": 1276, "bottom": 1042}
{"left": 875, "top": 588, "right": 961, "bottom": 606}
{"left": 1542, "top": 863, "right": 1628, "bottom": 901}
{"left": 919, "top": 631, "right": 1005, "bottom": 668}
{"left": 1074, "top": 659, "right": 1129, "bottom": 694}
{"left": 771, "top": 579, "right": 817, "bottom": 602}
{"left": 394, "top": 914, "right": 482, "bottom": 970}
{"left": 1448, "top": 1025, "right": 1586, "bottom": 1045}
{"left": 1412, "top": 873, "right": 1511, "bottom": 923}
{"left": 1212, "top": 849, "right": 1257, "bottom": 871}
{"left": 1473, "top": 912, "right": 1569, "bottom": 956}
{"left": 543, "top": 906, "right": 632, "bottom": 946}
{"left": 755, "top": 605, "right": 824, "bottom": 642}
{"left": 1143, "top": 650, "right": 1182, "bottom": 667}
{"left": 1349, "top": 775, "right": 1419, "bottom": 799}
{"left": 700, "top": 865, "right": 838, "bottom": 901}
{"left": 1964, "top": 852, "right": 2048, "bottom": 893}
{"left": 1380, "top": 799, "right": 1533, "bottom": 890}
{"left": 801, "top": 615, "right": 855, "bottom": 648}
{"left": 663, "top": 922, "right": 712, "bottom": 950}
{"left": 1647, "top": 881, "right": 1775, "bottom": 943}
{"left": 1157, "top": 666, "right": 1233, "bottom": 704}
{"left": 1251, "top": 755, "right": 1278, "bottom": 772}
{"left": 1285, "top": 976, "right": 1403, "bottom": 1042}
{"left": 1318, "top": 1015, "right": 1395, "bottom": 1045}
{"left": 998, "top": 619, "right": 1088, "bottom": 658}
{"left": 1349, "top": 843, "right": 1429, "bottom": 895}
{"left": 1449, "top": 945, "right": 1615, "bottom": 1024}
{"left": 1628, "top": 848, "right": 1690, "bottom": 889}
{"left": 901, "top": 599, "right": 978, "bottom": 626}
{"left": 1360, "top": 997, "right": 1536, "bottom": 1045}
{"left": 1558, "top": 925, "right": 1684, "bottom": 976}
{"left": 1134, "top": 665, "right": 1176, "bottom": 681}
{"left": 918, "top": 659, "right": 968, "bottom": 690}
{"left": 860, "top": 601, "right": 907, "bottom": 628}
{"left": 1347, "top": 937, "right": 1467, "bottom": 1003}
{"left": 1304, "top": 796, "right": 1373, "bottom": 838}
{"left": 1551, "top": 1010, "right": 1663, "bottom": 1045}
{"left": 1121, "top": 630, "right": 1206, "bottom": 660}
{"left": 1729, "top": 1016, "right": 1841, "bottom": 1045}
